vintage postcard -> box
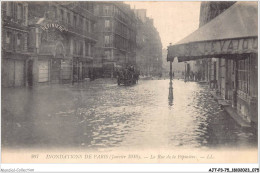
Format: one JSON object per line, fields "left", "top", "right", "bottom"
{"left": 1, "top": 0, "right": 258, "bottom": 171}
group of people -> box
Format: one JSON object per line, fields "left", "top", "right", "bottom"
{"left": 115, "top": 65, "right": 140, "bottom": 85}
{"left": 185, "top": 71, "right": 203, "bottom": 81}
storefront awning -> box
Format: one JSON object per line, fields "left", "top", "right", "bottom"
{"left": 167, "top": 2, "right": 258, "bottom": 62}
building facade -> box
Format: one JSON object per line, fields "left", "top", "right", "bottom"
{"left": 168, "top": 2, "right": 257, "bottom": 126}
{"left": 93, "top": 2, "right": 137, "bottom": 78}
{"left": 2, "top": 2, "right": 29, "bottom": 87}
{"left": 199, "top": 2, "right": 258, "bottom": 125}
{"left": 28, "top": 2, "right": 97, "bottom": 85}
{"left": 2, "top": 2, "right": 97, "bottom": 87}
{"left": 135, "top": 9, "right": 162, "bottom": 77}
{"left": 190, "top": 1, "right": 236, "bottom": 82}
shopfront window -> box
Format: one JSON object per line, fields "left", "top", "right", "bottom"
{"left": 238, "top": 57, "right": 250, "bottom": 93}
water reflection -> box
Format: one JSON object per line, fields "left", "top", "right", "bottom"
{"left": 168, "top": 79, "right": 174, "bottom": 107}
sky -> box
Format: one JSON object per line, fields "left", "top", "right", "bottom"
{"left": 126, "top": 1, "right": 201, "bottom": 49}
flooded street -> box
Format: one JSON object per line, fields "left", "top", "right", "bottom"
{"left": 2, "top": 79, "right": 257, "bottom": 151}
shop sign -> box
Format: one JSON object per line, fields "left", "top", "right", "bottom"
{"left": 168, "top": 37, "right": 258, "bottom": 60}
{"left": 41, "top": 23, "right": 68, "bottom": 32}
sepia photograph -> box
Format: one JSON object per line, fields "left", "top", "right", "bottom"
{"left": 1, "top": 0, "right": 258, "bottom": 172}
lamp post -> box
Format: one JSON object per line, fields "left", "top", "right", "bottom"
{"left": 184, "top": 62, "right": 187, "bottom": 82}
{"left": 167, "top": 54, "right": 173, "bottom": 104}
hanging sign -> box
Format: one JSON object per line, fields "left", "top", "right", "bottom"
{"left": 40, "top": 23, "right": 68, "bottom": 32}
{"left": 168, "top": 37, "right": 258, "bottom": 61}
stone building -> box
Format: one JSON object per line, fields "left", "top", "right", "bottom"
{"left": 2, "top": 2, "right": 97, "bottom": 87}
{"left": 134, "top": 9, "right": 162, "bottom": 76}
{"left": 2, "top": 2, "right": 29, "bottom": 87}
{"left": 93, "top": 2, "right": 137, "bottom": 78}
{"left": 27, "top": 2, "right": 97, "bottom": 85}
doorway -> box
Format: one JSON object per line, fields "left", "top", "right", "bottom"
{"left": 27, "top": 60, "right": 33, "bottom": 87}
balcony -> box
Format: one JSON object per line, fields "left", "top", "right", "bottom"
{"left": 57, "top": 2, "right": 97, "bottom": 22}
{"left": 57, "top": 20, "right": 97, "bottom": 42}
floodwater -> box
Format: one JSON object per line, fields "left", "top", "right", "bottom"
{"left": 2, "top": 79, "right": 257, "bottom": 151}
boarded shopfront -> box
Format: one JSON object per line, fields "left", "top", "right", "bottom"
{"left": 39, "top": 40, "right": 71, "bottom": 84}
{"left": 38, "top": 59, "right": 49, "bottom": 83}
{"left": 2, "top": 56, "right": 27, "bottom": 87}
{"left": 167, "top": 2, "right": 258, "bottom": 125}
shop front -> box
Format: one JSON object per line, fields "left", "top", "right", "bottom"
{"left": 2, "top": 52, "right": 30, "bottom": 87}
{"left": 73, "top": 57, "right": 93, "bottom": 82}
{"left": 167, "top": 2, "right": 257, "bottom": 125}
{"left": 38, "top": 41, "right": 72, "bottom": 84}
{"left": 38, "top": 58, "right": 50, "bottom": 83}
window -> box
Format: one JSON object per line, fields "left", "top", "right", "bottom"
{"left": 104, "top": 36, "right": 110, "bottom": 46}
{"left": 79, "top": 42, "right": 83, "bottom": 55}
{"left": 88, "top": 21, "right": 91, "bottom": 32}
{"left": 67, "top": 12, "right": 71, "bottom": 24}
{"left": 17, "top": 4, "right": 23, "bottom": 20}
{"left": 6, "top": 32, "right": 11, "bottom": 44}
{"left": 104, "top": 6, "right": 109, "bottom": 15}
{"left": 238, "top": 57, "right": 250, "bottom": 93}
{"left": 70, "top": 39, "right": 74, "bottom": 54}
{"left": 88, "top": 44, "right": 91, "bottom": 56}
{"left": 94, "top": 5, "right": 99, "bottom": 15}
{"left": 85, "top": 42, "right": 89, "bottom": 56}
{"left": 73, "top": 40, "right": 77, "bottom": 55}
{"left": 6, "top": 2, "right": 13, "bottom": 17}
{"left": 74, "top": 15, "right": 77, "bottom": 27}
{"left": 17, "top": 34, "right": 21, "bottom": 45}
{"left": 60, "top": 9, "right": 64, "bottom": 21}
{"left": 79, "top": 17, "right": 83, "bottom": 28}
{"left": 105, "top": 20, "right": 110, "bottom": 28}
{"left": 104, "top": 50, "right": 111, "bottom": 59}
{"left": 23, "top": 5, "right": 28, "bottom": 25}
{"left": 17, "top": 33, "right": 22, "bottom": 50}
{"left": 85, "top": 20, "right": 89, "bottom": 32}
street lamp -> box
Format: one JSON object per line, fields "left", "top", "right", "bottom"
{"left": 167, "top": 44, "right": 173, "bottom": 103}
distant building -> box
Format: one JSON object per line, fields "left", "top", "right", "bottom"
{"left": 135, "top": 9, "right": 162, "bottom": 76}
{"left": 93, "top": 2, "right": 137, "bottom": 78}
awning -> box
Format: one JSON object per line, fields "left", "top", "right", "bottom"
{"left": 167, "top": 2, "right": 258, "bottom": 62}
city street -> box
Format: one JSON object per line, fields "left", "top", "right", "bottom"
{"left": 2, "top": 79, "right": 257, "bottom": 151}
